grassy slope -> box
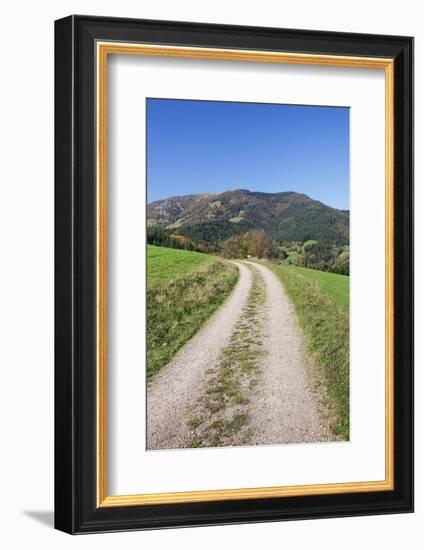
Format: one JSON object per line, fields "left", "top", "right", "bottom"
{"left": 294, "top": 266, "right": 349, "bottom": 310}
{"left": 267, "top": 263, "right": 349, "bottom": 439}
{"left": 147, "top": 245, "right": 239, "bottom": 379}
{"left": 148, "top": 245, "right": 214, "bottom": 284}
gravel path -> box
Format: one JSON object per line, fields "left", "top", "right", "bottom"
{"left": 246, "top": 262, "right": 332, "bottom": 444}
{"left": 147, "top": 260, "right": 331, "bottom": 450}
{"left": 147, "top": 261, "right": 252, "bottom": 450}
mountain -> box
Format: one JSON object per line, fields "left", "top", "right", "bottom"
{"left": 147, "top": 189, "right": 349, "bottom": 247}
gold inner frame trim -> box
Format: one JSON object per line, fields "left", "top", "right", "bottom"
{"left": 96, "top": 41, "right": 395, "bottom": 508}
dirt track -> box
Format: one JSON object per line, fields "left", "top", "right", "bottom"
{"left": 147, "top": 261, "right": 331, "bottom": 450}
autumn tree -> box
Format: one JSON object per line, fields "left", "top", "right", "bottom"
{"left": 247, "top": 230, "right": 275, "bottom": 258}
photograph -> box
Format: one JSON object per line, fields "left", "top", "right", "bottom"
{"left": 146, "top": 98, "right": 350, "bottom": 450}
{"left": 52, "top": 12, "right": 413, "bottom": 535}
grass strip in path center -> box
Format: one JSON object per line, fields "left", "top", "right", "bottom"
{"left": 187, "top": 263, "right": 266, "bottom": 448}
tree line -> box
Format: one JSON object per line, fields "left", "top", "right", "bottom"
{"left": 288, "top": 240, "right": 349, "bottom": 275}
{"left": 148, "top": 226, "right": 349, "bottom": 274}
{"left": 147, "top": 227, "right": 281, "bottom": 259}
{"left": 147, "top": 227, "right": 196, "bottom": 251}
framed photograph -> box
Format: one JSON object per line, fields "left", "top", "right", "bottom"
{"left": 55, "top": 15, "right": 413, "bottom": 534}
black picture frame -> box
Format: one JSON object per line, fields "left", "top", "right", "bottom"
{"left": 55, "top": 14, "right": 414, "bottom": 534}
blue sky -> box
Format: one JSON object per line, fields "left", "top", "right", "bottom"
{"left": 146, "top": 98, "right": 349, "bottom": 210}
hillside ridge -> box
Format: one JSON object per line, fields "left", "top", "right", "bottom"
{"left": 147, "top": 188, "right": 349, "bottom": 246}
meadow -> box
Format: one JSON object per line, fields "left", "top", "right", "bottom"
{"left": 147, "top": 245, "right": 239, "bottom": 379}
{"left": 147, "top": 244, "right": 349, "bottom": 440}
{"left": 147, "top": 245, "right": 215, "bottom": 284}
{"left": 293, "top": 266, "right": 349, "bottom": 310}
{"left": 267, "top": 263, "right": 349, "bottom": 439}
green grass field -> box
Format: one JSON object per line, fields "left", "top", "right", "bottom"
{"left": 147, "top": 245, "right": 214, "bottom": 284}
{"left": 147, "top": 246, "right": 239, "bottom": 379}
{"left": 294, "top": 266, "right": 349, "bottom": 310}
{"left": 267, "top": 262, "right": 349, "bottom": 439}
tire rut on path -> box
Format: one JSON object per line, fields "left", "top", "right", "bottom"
{"left": 246, "top": 262, "right": 332, "bottom": 444}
